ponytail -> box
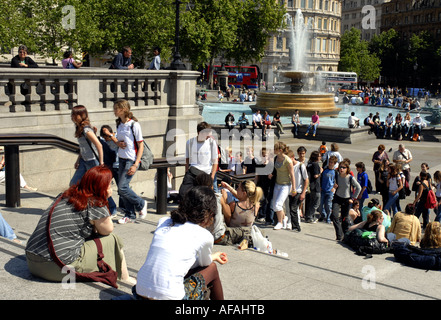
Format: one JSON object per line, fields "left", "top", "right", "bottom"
{"left": 242, "top": 180, "right": 263, "bottom": 205}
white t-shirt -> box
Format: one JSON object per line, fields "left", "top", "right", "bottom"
{"left": 136, "top": 217, "right": 213, "bottom": 300}
{"left": 185, "top": 136, "right": 218, "bottom": 174}
{"left": 348, "top": 115, "right": 359, "bottom": 126}
{"left": 116, "top": 120, "right": 143, "bottom": 161}
{"left": 293, "top": 161, "right": 308, "bottom": 193}
{"left": 393, "top": 149, "right": 412, "bottom": 171}
{"left": 384, "top": 116, "right": 393, "bottom": 126}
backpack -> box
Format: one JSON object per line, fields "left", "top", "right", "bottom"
{"left": 130, "top": 122, "right": 153, "bottom": 171}
{"left": 99, "top": 137, "right": 117, "bottom": 168}
{"left": 425, "top": 183, "right": 437, "bottom": 209}
{"left": 412, "top": 133, "right": 419, "bottom": 141}
{"left": 367, "top": 177, "right": 373, "bottom": 194}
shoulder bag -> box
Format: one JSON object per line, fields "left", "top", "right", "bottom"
{"left": 130, "top": 122, "right": 153, "bottom": 171}
{"left": 46, "top": 197, "right": 119, "bottom": 288}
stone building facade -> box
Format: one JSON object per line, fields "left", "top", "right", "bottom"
{"left": 341, "top": 0, "right": 391, "bottom": 42}
{"left": 259, "top": 0, "right": 343, "bottom": 88}
{"left": 381, "top": 0, "right": 441, "bottom": 41}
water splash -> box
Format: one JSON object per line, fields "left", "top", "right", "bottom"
{"left": 285, "top": 9, "right": 314, "bottom": 72}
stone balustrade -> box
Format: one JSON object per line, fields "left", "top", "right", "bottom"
{"left": 0, "top": 68, "right": 195, "bottom": 112}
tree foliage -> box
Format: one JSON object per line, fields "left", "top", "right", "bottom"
{"left": 180, "top": 0, "right": 284, "bottom": 86}
{"left": 339, "top": 28, "right": 381, "bottom": 82}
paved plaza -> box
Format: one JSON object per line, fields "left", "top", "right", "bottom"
{"left": 1, "top": 131, "right": 440, "bottom": 305}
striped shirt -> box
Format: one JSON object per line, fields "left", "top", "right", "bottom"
{"left": 25, "top": 198, "right": 109, "bottom": 264}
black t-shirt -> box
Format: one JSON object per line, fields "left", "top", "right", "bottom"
{"left": 243, "top": 157, "right": 257, "bottom": 174}
{"left": 307, "top": 162, "right": 321, "bottom": 192}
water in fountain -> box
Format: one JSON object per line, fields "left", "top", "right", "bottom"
{"left": 279, "top": 10, "right": 317, "bottom": 93}
{"left": 285, "top": 10, "right": 313, "bottom": 72}
{"left": 256, "top": 9, "right": 340, "bottom": 116}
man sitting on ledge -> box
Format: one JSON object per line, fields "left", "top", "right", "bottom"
{"left": 348, "top": 112, "right": 360, "bottom": 129}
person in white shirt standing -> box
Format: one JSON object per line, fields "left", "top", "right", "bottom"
{"left": 113, "top": 99, "right": 148, "bottom": 224}
{"left": 179, "top": 122, "right": 219, "bottom": 199}
{"left": 393, "top": 144, "right": 413, "bottom": 183}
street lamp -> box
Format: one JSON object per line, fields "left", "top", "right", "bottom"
{"left": 171, "top": 0, "right": 186, "bottom": 70}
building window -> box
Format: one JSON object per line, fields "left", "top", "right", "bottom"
{"left": 276, "top": 36, "right": 283, "bottom": 50}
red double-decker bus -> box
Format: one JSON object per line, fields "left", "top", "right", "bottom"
{"left": 206, "top": 65, "right": 259, "bottom": 89}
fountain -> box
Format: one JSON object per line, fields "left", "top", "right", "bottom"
{"left": 254, "top": 9, "right": 341, "bottom": 117}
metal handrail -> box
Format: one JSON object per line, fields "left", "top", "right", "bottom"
{"left": 0, "top": 134, "right": 184, "bottom": 214}
{"left": 0, "top": 134, "right": 80, "bottom": 154}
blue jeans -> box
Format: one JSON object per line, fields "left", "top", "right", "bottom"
{"left": 384, "top": 191, "right": 399, "bottom": 215}
{"left": 118, "top": 158, "right": 144, "bottom": 219}
{"left": 435, "top": 198, "right": 441, "bottom": 222}
{"left": 292, "top": 122, "right": 298, "bottom": 136}
{"left": 70, "top": 158, "right": 99, "bottom": 186}
{"left": 306, "top": 123, "right": 318, "bottom": 135}
{"left": 319, "top": 191, "right": 334, "bottom": 222}
{"left": 0, "top": 212, "right": 17, "bottom": 240}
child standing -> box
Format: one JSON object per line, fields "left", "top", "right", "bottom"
{"left": 319, "top": 155, "right": 337, "bottom": 223}
{"left": 69, "top": 105, "right": 104, "bottom": 186}
{"left": 113, "top": 99, "right": 147, "bottom": 224}
{"left": 319, "top": 141, "right": 327, "bottom": 158}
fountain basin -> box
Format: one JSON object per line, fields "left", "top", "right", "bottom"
{"left": 254, "top": 91, "right": 341, "bottom": 117}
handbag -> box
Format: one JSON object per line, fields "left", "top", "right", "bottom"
{"left": 130, "top": 122, "right": 153, "bottom": 171}
{"left": 46, "top": 197, "right": 119, "bottom": 288}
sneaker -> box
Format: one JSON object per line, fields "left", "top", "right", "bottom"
{"left": 118, "top": 217, "right": 133, "bottom": 224}
{"left": 138, "top": 200, "right": 147, "bottom": 219}
{"left": 286, "top": 222, "right": 292, "bottom": 230}
{"left": 273, "top": 222, "right": 283, "bottom": 230}
{"left": 283, "top": 216, "right": 288, "bottom": 229}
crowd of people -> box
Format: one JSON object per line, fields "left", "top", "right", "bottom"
{"left": 3, "top": 110, "right": 440, "bottom": 299}
{"left": 362, "top": 111, "right": 427, "bottom": 141}
{"left": 5, "top": 46, "right": 441, "bottom": 298}
{"left": 222, "top": 107, "right": 428, "bottom": 143}
{"left": 340, "top": 85, "right": 432, "bottom": 108}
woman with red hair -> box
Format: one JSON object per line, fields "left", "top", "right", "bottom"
{"left": 25, "top": 166, "right": 135, "bottom": 285}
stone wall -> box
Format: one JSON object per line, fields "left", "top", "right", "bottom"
{"left": 0, "top": 68, "right": 201, "bottom": 196}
